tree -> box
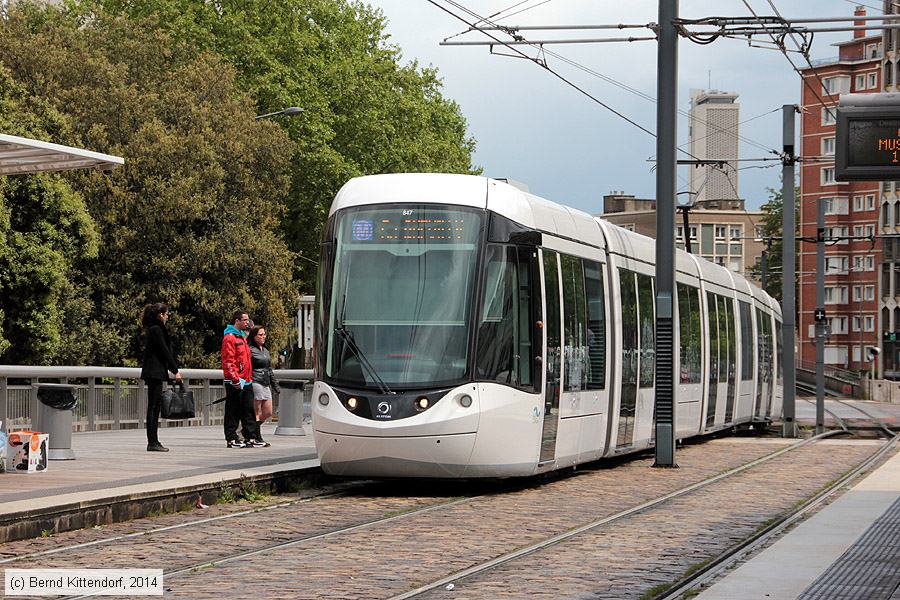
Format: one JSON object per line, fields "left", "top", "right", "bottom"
{"left": 750, "top": 185, "right": 799, "bottom": 305}
{"left": 0, "top": 65, "right": 100, "bottom": 364}
{"left": 0, "top": 6, "right": 296, "bottom": 366}
{"left": 77, "top": 0, "right": 479, "bottom": 289}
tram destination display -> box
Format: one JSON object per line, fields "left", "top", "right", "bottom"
{"left": 836, "top": 100, "right": 900, "bottom": 181}
{"left": 347, "top": 207, "right": 474, "bottom": 244}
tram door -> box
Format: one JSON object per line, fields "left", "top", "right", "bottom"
{"left": 539, "top": 250, "right": 562, "bottom": 463}
{"left": 754, "top": 307, "right": 773, "bottom": 418}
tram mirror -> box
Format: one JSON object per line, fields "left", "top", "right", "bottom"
{"left": 508, "top": 231, "right": 542, "bottom": 246}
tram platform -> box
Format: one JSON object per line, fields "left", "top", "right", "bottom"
{"left": 696, "top": 431, "right": 900, "bottom": 599}
{"left": 0, "top": 423, "right": 320, "bottom": 543}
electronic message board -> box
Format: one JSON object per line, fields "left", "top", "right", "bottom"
{"left": 836, "top": 101, "right": 900, "bottom": 181}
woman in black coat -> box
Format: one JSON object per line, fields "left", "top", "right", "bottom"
{"left": 140, "top": 303, "right": 182, "bottom": 452}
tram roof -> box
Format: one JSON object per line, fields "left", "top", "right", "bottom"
{"left": 0, "top": 134, "right": 124, "bottom": 176}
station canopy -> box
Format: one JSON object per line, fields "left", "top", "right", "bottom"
{"left": 0, "top": 133, "right": 124, "bottom": 176}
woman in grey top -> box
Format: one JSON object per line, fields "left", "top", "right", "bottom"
{"left": 248, "top": 325, "right": 280, "bottom": 447}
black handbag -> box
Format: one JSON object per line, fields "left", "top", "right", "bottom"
{"left": 161, "top": 381, "right": 196, "bottom": 420}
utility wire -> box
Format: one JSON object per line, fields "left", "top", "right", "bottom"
{"left": 429, "top": 0, "right": 657, "bottom": 137}
{"left": 441, "top": 4, "right": 782, "bottom": 156}
{"left": 739, "top": 0, "right": 839, "bottom": 123}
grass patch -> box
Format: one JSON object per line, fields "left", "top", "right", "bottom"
{"left": 40, "top": 529, "right": 53, "bottom": 538}
{"left": 639, "top": 582, "right": 673, "bottom": 600}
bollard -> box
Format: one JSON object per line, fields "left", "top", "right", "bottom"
{"left": 33, "top": 383, "right": 77, "bottom": 460}
{"left": 275, "top": 380, "right": 306, "bottom": 436}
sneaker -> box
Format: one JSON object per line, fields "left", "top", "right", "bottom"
{"left": 247, "top": 439, "right": 270, "bottom": 448}
{"left": 147, "top": 444, "right": 169, "bottom": 452}
{"left": 226, "top": 440, "right": 247, "bottom": 449}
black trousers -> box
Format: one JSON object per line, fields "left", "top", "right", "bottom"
{"left": 145, "top": 378, "right": 164, "bottom": 446}
{"left": 224, "top": 384, "right": 258, "bottom": 441}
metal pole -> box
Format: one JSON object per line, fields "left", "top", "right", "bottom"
{"left": 782, "top": 105, "right": 797, "bottom": 438}
{"left": 815, "top": 200, "right": 826, "bottom": 434}
{"left": 654, "top": 0, "right": 678, "bottom": 468}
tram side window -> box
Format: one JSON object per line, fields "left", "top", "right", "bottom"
{"left": 637, "top": 273, "right": 655, "bottom": 388}
{"left": 677, "top": 283, "right": 702, "bottom": 384}
{"left": 476, "top": 245, "right": 535, "bottom": 389}
{"left": 584, "top": 260, "right": 606, "bottom": 389}
{"left": 562, "top": 255, "right": 589, "bottom": 391}
{"left": 739, "top": 301, "right": 754, "bottom": 380}
{"left": 775, "top": 320, "right": 784, "bottom": 382}
{"left": 717, "top": 296, "right": 729, "bottom": 380}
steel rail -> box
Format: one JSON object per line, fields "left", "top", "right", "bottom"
{"left": 830, "top": 398, "right": 899, "bottom": 437}
{"left": 389, "top": 433, "right": 835, "bottom": 600}
{"left": 62, "top": 494, "right": 482, "bottom": 600}
{"left": 0, "top": 482, "right": 366, "bottom": 566}
{"left": 656, "top": 433, "right": 900, "bottom": 600}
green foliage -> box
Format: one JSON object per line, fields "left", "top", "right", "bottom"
{"left": 0, "top": 6, "right": 296, "bottom": 366}
{"left": 74, "top": 0, "right": 479, "bottom": 288}
{"left": 0, "top": 65, "right": 99, "bottom": 363}
{"left": 0, "top": 0, "right": 477, "bottom": 366}
{"left": 750, "top": 185, "right": 799, "bottom": 305}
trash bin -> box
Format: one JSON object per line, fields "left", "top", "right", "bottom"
{"left": 33, "top": 383, "right": 77, "bottom": 460}
{"left": 275, "top": 380, "right": 306, "bottom": 436}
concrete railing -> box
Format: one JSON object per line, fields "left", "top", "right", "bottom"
{"left": 0, "top": 366, "right": 314, "bottom": 433}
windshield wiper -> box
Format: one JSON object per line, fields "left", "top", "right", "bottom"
{"left": 335, "top": 326, "right": 394, "bottom": 395}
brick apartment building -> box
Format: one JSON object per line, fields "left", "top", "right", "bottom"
{"left": 798, "top": 6, "right": 889, "bottom": 375}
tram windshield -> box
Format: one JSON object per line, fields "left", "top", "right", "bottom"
{"left": 324, "top": 205, "right": 483, "bottom": 389}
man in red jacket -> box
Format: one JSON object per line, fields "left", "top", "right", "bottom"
{"left": 222, "top": 310, "right": 263, "bottom": 448}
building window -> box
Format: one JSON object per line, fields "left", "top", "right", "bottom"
{"left": 623, "top": 224, "right": 635, "bottom": 232}
{"left": 714, "top": 256, "right": 726, "bottom": 266}
{"left": 714, "top": 225, "right": 727, "bottom": 240}
{"left": 676, "top": 225, "right": 683, "bottom": 239}
{"left": 856, "top": 74, "right": 866, "bottom": 90}
{"left": 866, "top": 285, "right": 876, "bottom": 300}
{"left": 822, "top": 106, "right": 837, "bottom": 126}
{"left": 826, "top": 256, "right": 848, "bottom": 273}
{"left": 886, "top": 61, "right": 894, "bottom": 86}
{"left": 865, "top": 315, "right": 875, "bottom": 331}
{"left": 822, "top": 168, "right": 836, "bottom": 185}
{"left": 869, "top": 72, "right": 878, "bottom": 88}
{"left": 866, "top": 224, "right": 875, "bottom": 237}
{"left": 822, "top": 197, "right": 848, "bottom": 215}
{"left": 854, "top": 196, "right": 864, "bottom": 212}
{"left": 853, "top": 285, "right": 862, "bottom": 302}
{"left": 867, "top": 194, "right": 877, "bottom": 210}
{"left": 825, "top": 286, "right": 848, "bottom": 304}
{"left": 884, "top": 202, "right": 891, "bottom": 227}
{"left": 867, "top": 43, "right": 881, "bottom": 59}
{"left": 729, "top": 225, "right": 742, "bottom": 240}
{"left": 822, "top": 75, "right": 851, "bottom": 95}
{"left": 822, "top": 137, "right": 836, "bottom": 156}
{"left": 867, "top": 255, "right": 875, "bottom": 271}
{"left": 854, "top": 225, "right": 864, "bottom": 237}
{"left": 884, "top": 263, "right": 892, "bottom": 297}
{"left": 853, "top": 316, "right": 862, "bottom": 332}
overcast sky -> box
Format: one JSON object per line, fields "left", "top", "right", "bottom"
{"left": 367, "top": 0, "right": 877, "bottom": 214}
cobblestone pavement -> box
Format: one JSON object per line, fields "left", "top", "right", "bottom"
{"left": 0, "top": 437, "right": 888, "bottom": 599}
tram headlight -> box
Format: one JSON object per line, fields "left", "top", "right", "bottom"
{"left": 415, "top": 396, "right": 430, "bottom": 410}
{"left": 459, "top": 394, "right": 473, "bottom": 408}
{"left": 346, "top": 397, "right": 359, "bottom": 410}
{"left": 318, "top": 393, "right": 330, "bottom": 406}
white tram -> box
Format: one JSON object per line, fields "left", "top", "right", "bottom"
{"left": 312, "top": 174, "right": 783, "bottom": 478}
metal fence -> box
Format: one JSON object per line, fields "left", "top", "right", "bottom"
{"left": 0, "top": 366, "right": 313, "bottom": 433}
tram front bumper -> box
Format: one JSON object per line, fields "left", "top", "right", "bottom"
{"left": 314, "top": 431, "right": 477, "bottom": 478}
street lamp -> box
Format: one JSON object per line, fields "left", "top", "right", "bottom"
{"left": 255, "top": 107, "right": 304, "bottom": 120}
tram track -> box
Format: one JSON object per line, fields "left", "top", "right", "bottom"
{"left": 656, "top": 432, "right": 900, "bottom": 600}
{"left": 5, "top": 432, "right": 881, "bottom": 600}
{"left": 388, "top": 432, "right": 840, "bottom": 599}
